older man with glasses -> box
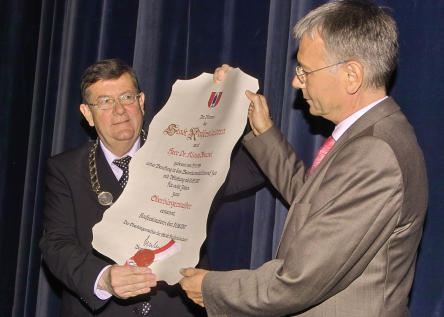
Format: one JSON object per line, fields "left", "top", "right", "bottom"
{"left": 40, "top": 59, "right": 208, "bottom": 316}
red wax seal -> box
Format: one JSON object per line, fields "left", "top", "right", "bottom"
{"left": 132, "top": 249, "right": 155, "bottom": 267}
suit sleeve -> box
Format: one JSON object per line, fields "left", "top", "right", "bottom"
{"left": 242, "top": 127, "right": 307, "bottom": 204}
{"left": 39, "top": 159, "right": 110, "bottom": 311}
{"left": 202, "top": 126, "right": 404, "bottom": 316}
{"left": 222, "top": 144, "right": 266, "bottom": 197}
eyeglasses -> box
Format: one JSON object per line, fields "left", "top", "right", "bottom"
{"left": 295, "top": 61, "right": 347, "bottom": 84}
{"left": 88, "top": 92, "right": 141, "bottom": 110}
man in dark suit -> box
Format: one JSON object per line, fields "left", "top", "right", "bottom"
{"left": 39, "top": 59, "right": 208, "bottom": 316}
{"left": 180, "top": 1, "right": 428, "bottom": 316}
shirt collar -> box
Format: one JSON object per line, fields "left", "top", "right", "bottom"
{"left": 332, "top": 96, "right": 388, "bottom": 141}
{"left": 99, "top": 138, "right": 141, "bottom": 167}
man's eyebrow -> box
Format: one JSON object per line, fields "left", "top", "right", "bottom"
{"left": 119, "top": 90, "right": 136, "bottom": 94}
{"left": 94, "top": 90, "right": 134, "bottom": 98}
{"left": 95, "top": 94, "right": 112, "bottom": 99}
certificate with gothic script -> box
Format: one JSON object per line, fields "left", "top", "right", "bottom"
{"left": 92, "top": 68, "right": 258, "bottom": 284}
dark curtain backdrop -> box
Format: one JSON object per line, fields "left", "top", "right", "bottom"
{"left": 0, "top": 1, "right": 442, "bottom": 316}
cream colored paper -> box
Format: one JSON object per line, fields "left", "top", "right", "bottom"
{"left": 92, "top": 68, "right": 258, "bottom": 284}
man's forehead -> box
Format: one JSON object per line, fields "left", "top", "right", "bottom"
{"left": 87, "top": 73, "right": 136, "bottom": 96}
{"left": 297, "top": 32, "right": 326, "bottom": 66}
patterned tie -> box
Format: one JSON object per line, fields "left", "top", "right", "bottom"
{"left": 306, "top": 136, "right": 336, "bottom": 179}
{"left": 113, "top": 156, "right": 132, "bottom": 188}
{"left": 132, "top": 302, "right": 151, "bottom": 315}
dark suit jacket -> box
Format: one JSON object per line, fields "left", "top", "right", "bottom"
{"left": 40, "top": 140, "right": 207, "bottom": 316}
{"left": 202, "top": 98, "right": 428, "bottom": 317}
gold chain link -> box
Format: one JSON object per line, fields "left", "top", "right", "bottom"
{"left": 88, "top": 139, "right": 101, "bottom": 194}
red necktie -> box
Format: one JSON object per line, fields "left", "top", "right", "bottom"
{"left": 306, "top": 136, "right": 335, "bottom": 179}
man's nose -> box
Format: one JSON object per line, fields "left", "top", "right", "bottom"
{"left": 292, "top": 75, "right": 304, "bottom": 89}
{"left": 113, "top": 101, "right": 126, "bottom": 114}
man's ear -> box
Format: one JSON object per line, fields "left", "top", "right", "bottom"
{"left": 80, "top": 104, "right": 95, "bottom": 127}
{"left": 138, "top": 92, "right": 145, "bottom": 115}
{"left": 344, "top": 61, "right": 363, "bottom": 95}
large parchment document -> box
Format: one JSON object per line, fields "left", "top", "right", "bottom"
{"left": 92, "top": 69, "right": 258, "bottom": 284}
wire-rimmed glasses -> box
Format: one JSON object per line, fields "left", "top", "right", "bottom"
{"left": 88, "top": 92, "right": 141, "bottom": 110}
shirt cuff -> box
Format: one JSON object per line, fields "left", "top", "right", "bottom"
{"left": 94, "top": 265, "right": 113, "bottom": 300}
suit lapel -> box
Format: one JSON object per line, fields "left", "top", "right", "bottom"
{"left": 276, "top": 98, "right": 401, "bottom": 256}
{"left": 93, "top": 135, "right": 144, "bottom": 219}
{"left": 334, "top": 97, "right": 400, "bottom": 147}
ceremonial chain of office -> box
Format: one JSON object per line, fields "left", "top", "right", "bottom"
{"left": 88, "top": 129, "right": 146, "bottom": 206}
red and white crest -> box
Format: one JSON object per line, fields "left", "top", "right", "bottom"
{"left": 208, "top": 91, "right": 223, "bottom": 108}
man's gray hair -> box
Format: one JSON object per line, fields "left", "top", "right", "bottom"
{"left": 294, "top": 0, "right": 398, "bottom": 88}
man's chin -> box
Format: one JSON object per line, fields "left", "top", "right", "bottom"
{"left": 112, "top": 129, "right": 138, "bottom": 141}
{"left": 308, "top": 104, "right": 319, "bottom": 116}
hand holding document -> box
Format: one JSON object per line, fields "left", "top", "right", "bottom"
{"left": 92, "top": 68, "right": 258, "bottom": 284}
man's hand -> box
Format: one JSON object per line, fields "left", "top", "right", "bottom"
{"left": 245, "top": 90, "right": 273, "bottom": 135}
{"left": 98, "top": 264, "right": 157, "bottom": 299}
{"left": 213, "top": 64, "right": 234, "bottom": 83}
{"left": 179, "top": 267, "right": 208, "bottom": 307}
